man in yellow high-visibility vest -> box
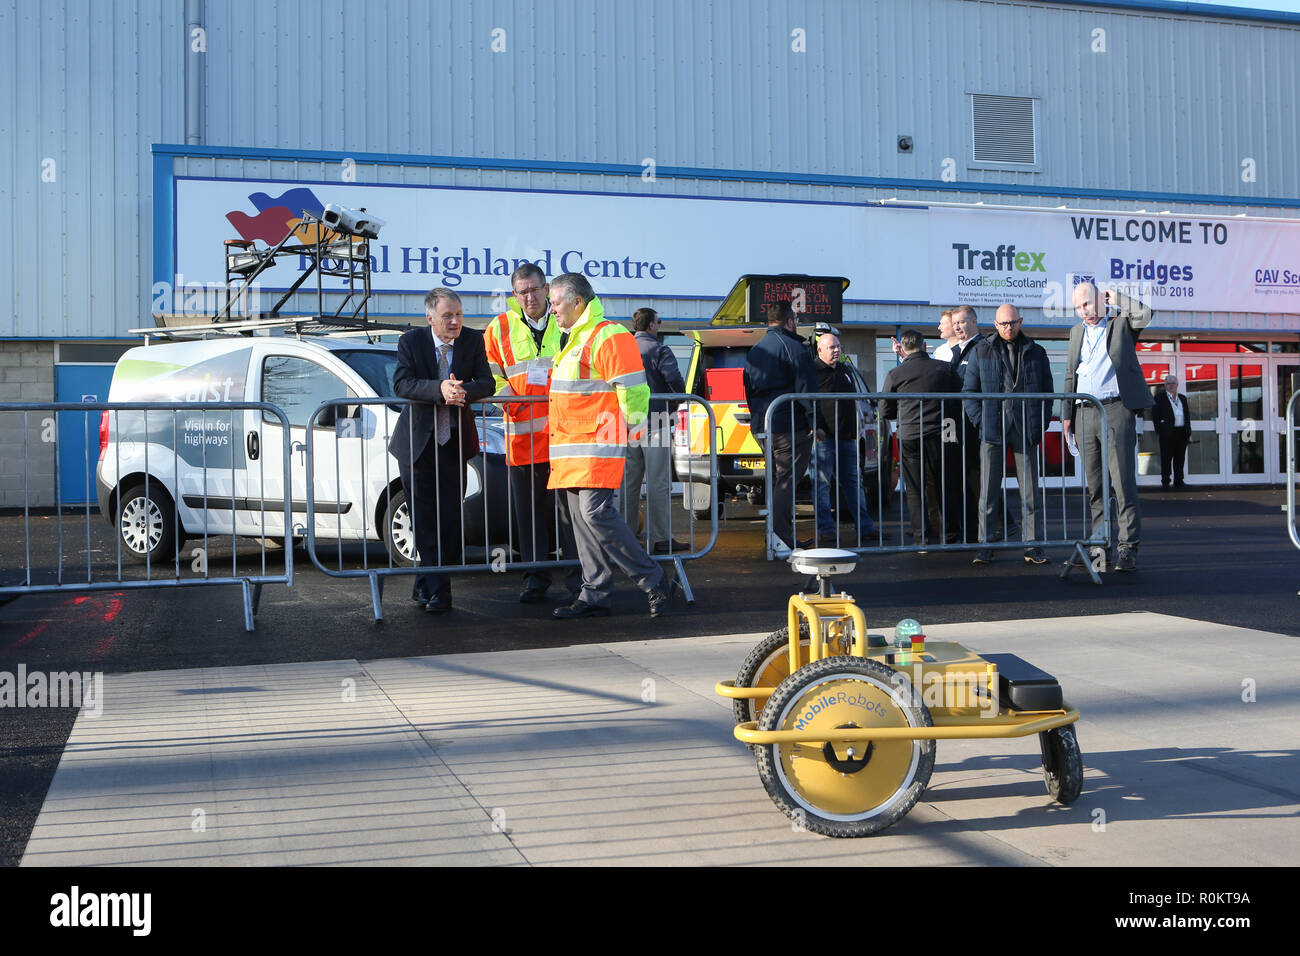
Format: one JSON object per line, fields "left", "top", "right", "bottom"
{"left": 484, "top": 264, "right": 580, "bottom": 604}
{"left": 546, "top": 273, "right": 671, "bottom": 619}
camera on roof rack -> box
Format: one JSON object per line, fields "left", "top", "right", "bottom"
{"left": 321, "top": 203, "right": 385, "bottom": 240}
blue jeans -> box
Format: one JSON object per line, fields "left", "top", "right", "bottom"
{"left": 811, "top": 439, "right": 875, "bottom": 536}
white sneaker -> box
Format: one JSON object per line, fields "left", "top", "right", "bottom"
{"left": 767, "top": 533, "right": 792, "bottom": 559}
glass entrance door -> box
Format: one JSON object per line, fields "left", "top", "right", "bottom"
{"left": 1179, "top": 358, "right": 1222, "bottom": 482}
{"left": 1224, "top": 361, "right": 1268, "bottom": 483}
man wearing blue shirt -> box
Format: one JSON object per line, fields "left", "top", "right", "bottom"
{"left": 1063, "top": 282, "right": 1154, "bottom": 572}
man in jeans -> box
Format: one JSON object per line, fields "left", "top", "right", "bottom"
{"left": 810, "top": 329, "right": 877, "bottom": 543}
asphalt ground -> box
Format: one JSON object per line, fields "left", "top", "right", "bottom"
{"left": 1, "top": 485, "right": 1298, "bottom": 867}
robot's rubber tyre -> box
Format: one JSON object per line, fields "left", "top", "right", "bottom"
{"left": 755, "top": 656, "right": 934, "bottom": 837}
{"left": 732, "top": 625, "right": 811, "bottom": 730}
{"left": 1040, "top": 724, "right": 1083, "bottom": 804}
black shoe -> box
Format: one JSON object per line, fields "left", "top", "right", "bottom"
{"left": 553, "top": 600, "right": 611, "bottom": 620}
{"left": 1113, "top": 549, "right": 1138, "bottom": 572}
{"left": 972, "top": 549, "right": 994, "bottom": 565}
{"left": 411, "top": 588, "right": 433, "bottom": 607}
{"left": 1023, "top": 548, "right": 1048, "bottom": 565}
{"left": 794, "top": 538, "right": 814, "bottom": 550}
{"left": 519, "top": 587, "right": 547, "bottom": 604}
{"left": 647, "top": 586, "right": 671, "bottom": 618}
{"left": 425, "top": 596, "right": 453, "bottom": 613}
{"left": 652, "top": 539, "right": 689, "bottom": 555}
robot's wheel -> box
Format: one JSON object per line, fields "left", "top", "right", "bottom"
{"left": 755, "top": 656, "right": 934, "bottom": 837}
{"left": 732, "top": 625, "right": 811, "bottom": 729}
{"left": 1039, "top": 724, "right": 1083, "bottom": 804}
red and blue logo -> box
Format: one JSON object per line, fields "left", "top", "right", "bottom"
{"left": 225, "top": 187, "right": 326, "bottom": 245}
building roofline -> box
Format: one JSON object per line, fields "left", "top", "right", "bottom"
{"left": 153, "top": 144, "right": 1300, "bottom": 213}
{"left": 1028, "top": 0, "right": 1300, "bottom": 27}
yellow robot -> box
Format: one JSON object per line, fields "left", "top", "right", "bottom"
{"left": 717, "top": 548, "right": 1082, "bottom": 837}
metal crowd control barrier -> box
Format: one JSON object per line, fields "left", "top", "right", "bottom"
{"left": 0, "top": 401, "right": 294, "bottom": 631}
{"left": 302, "top": 393, "right": 717, "bottom": 620}
{"left": 762, "top": 391, "right": 1113, "bottom": 582}
{"left": 1287, "top": 390, "right": 1300, "bottom": 562}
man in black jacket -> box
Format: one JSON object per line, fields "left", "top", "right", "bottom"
{"left": 1151, "top": 373, "right": 1191, "bottom": 488}
{"left": 389, "top": 288, "right": 495, "bottom": 612}
{"left": 880, "top": 329, "right": 961, "bottom": 545}
{"left": 743, "top": 301, "right": 818, "bottom": 555}
{"left": 620, "top": 307, "right": 686, "bottom": 552}
{"left": 962, "top": 304, "right": 1053, "bottom": 566}
{"left": 810, "top": 329, "right": 877, "bottom": 542}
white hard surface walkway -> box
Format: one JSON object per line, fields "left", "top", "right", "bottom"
{"left": 21, "top": 613, "right": 1300, "bottom": 866}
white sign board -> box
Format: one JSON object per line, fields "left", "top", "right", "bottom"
{"left": 172, "top": 178, "right": 930, "bottom": 302}
{"left": 928, "top": 207, "right": 1300, "bottom": 313}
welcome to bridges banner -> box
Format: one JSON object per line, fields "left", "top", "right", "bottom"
{"left": 171, "top": 176, "right": 1300, "bottom": 314}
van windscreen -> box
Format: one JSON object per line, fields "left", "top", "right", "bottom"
{"left": 336, "top": 350, "right": 398, "bottom": 398}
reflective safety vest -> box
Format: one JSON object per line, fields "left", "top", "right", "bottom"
{"left": 547, "top": 297, "right": 649, "bottom": 490}
{"left": 483, "top": 297, "right": 564, "bottom": 466}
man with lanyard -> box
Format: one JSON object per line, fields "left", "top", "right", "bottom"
{"left": 1063, "top": 282, "right": 1154, "bottom": 572}
{"left": 484, "top": 263, "right": 581, "bottom": 605}
{"left": 546, "top": 273, "right": 671, "bottom": 619}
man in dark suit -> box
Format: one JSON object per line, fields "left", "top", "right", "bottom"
{"left": 1151, "top": 373, "right": 1191, "bottom": 488}
{"left": 1062, "top": 282, "right": 1154, "bottom": 572}
{"left": 947, "top": 306, "right": 985, "bottom": 542}
{"left": 389, "top": 288, "right": 495, "bottom": 612}
{"left": 880, "top": 329, "right": 961, "bottom": 545}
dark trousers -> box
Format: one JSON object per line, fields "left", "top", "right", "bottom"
{"left": 765, "top": 430, "right": 814, "bottom": 549}
{"left": 943, "top": 420, "right": 982, "bottom": 542}
{"left": 1158, "top": 428, "right": 1190, "bottom": 486}
{"left": 900, "top": 433, "right": 945, "bottom": 543}
{"left": 397, "top": 431, "right": 466, "bottom": 601}
{"left": 509, "top": 461, "right": 581, "bottom": 596}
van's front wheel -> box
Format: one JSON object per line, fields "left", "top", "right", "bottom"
{"left": 384, "top": 489, "right": 417, "bottom": 565}
{"left": 116, "top": 482, "right": 183, "bottom": 565}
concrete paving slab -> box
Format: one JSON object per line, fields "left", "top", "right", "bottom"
{"left": 19, "top": 612, "right": 1300, "bottom": 866}
{"left": 22, "top": 660, "right": 523, "bottom": 866}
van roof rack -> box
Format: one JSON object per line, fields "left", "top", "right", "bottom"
{"left": 130, "top": 314, "right": 414, "bottom": 344}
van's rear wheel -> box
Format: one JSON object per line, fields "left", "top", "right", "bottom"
{"left": 116, "top": 482, "right": 183, "bottom": 565}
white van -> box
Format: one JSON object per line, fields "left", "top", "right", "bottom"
{"left": 95, "top": 333, "right": 508, "bottom": 564}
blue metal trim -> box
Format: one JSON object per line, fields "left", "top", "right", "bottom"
{"left": 153, "top": 144, "right": 1300, "bottom": 211}
{"left": 153, "top": 152, "right": 174, "bottom": 291}
{"left": 1031, "top": 0, "right": 1300, "bottom": 27}
{"left": 172, "top": 173, "right": 877, "bottom": 210}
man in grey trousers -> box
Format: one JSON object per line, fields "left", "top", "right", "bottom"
{"left": 1063, "top": 282, "right": 1154, "bottom": 572}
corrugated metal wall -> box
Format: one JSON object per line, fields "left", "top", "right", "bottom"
{"left": 3, "top": 0, "right": 1298, "bottom": 338}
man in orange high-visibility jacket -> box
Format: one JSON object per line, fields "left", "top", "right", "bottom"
{"left": 546, "top": 273, "right": 672, "bottom": 620}
{"left": 484, "top": 263, "right": 580, "bottom": 605}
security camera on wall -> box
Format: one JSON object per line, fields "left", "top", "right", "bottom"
{"left": 322, "top": 203, "right": 385, "bottom": 239}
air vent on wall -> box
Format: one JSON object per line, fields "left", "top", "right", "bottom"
{"left": 971, "top": 94, "right": 1036, "bottom": 165}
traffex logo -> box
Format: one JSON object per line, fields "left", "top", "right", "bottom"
{"left": 952, "top": 243, "right": 1046, "bottom": 272}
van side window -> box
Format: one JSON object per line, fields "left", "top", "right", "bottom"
{"left": 261, "top": 356, "right": 356, "bottom": 428}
